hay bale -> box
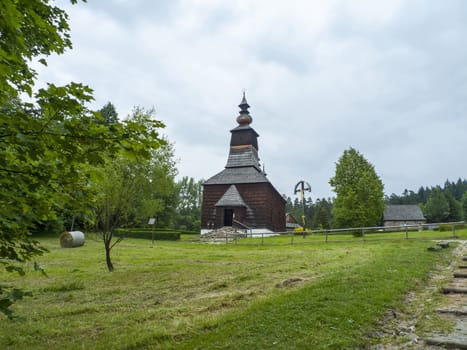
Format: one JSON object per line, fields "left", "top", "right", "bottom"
{"left": 60, "top": 231, "right": 85, "bottom": 248}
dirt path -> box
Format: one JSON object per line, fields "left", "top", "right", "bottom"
{"left": 372, "top": 240, "right": 467, "bottom": 349}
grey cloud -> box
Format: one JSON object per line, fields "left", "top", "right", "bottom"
{"left": 36, "top": 1, "right": 467, "bottom": 200}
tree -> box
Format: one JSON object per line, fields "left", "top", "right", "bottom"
{"left": 99, "top": 102, "right": 119, "bottom": 125}
{"left": 92, "top": 156, "right": 160, "bottom": 272}
{"left": 311, "top": 198, "right": 333, "bottom": 229}
{"left": 329, "top": 148, "right": 385, "bottom": 228}
{"left": 461, "top": 191, "right": 467, "bottom": 221}
{"left": 423, "top": 187, "right": 450, "bottom": 223}
{"left": 304, "top": 197, "right": 315, "bottom": 229}
{"left": 144, "top": 135, "right": 178, "bottom": 228}
{"left": 445, "top": 178, "right": 467, "bottom": 201}
{"left": 91, "top": 107, "right": 174, "bottom": 272}
{"left": 0, "top": 0, "right": 86, "bottom": 318}
{"left": 173, "top": 177, "right": 203, "bottom": 231}
{"left": 385, "top": 179, "right": 467, "bottom": 218}
{"left": 417, "top": 186, "right": 429, "bottom": 203}
{"left": 445, "top": 192, "right": 463, "bottom": 222}
{"left": 0, "top": 0, "right": 82, "bottom": 101}
{"left": 0, "top": 0, "right": 166, "bottom": 317}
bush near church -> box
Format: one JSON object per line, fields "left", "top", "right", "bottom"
{"left": 114, "top": 228, "right": 198, "bottom": 241}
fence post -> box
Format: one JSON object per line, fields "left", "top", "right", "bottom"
{"left": 325, "top": 230, "right": 329, "bottom": 243}
{"left": 291, "top": 231, "right": 294, "bottom": 245}
{"left": 405, "top": 224, "right": 408, "bottom": 240}
{"left": 362, "top": 229, "right": 365, "bottom": 241}
{"left": 452, "top": 223, "right": 455, "bottom": 237}
{"left": 261, "top": 232, "right": 264, "bottom": 246}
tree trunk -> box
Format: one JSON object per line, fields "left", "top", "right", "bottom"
{"left": 105, "top": 242, "right": 114, "bottom": 272}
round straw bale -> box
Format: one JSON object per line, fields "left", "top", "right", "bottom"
{"left": 59, "top": 231, "right": 85, "bottom": 248}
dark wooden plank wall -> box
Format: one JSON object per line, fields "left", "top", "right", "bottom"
{"left": 201, "top": 184, "right": 229, "bottom": 228}
{"left": 201, "top": 183, "right": 286, "bottom": 232}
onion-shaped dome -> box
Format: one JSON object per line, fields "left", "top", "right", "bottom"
{"left": 236, "top": 92, "right": 252, "bottom": 125}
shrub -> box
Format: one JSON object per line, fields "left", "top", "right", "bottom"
{"left": 438, "top": 223, "right": 466, "bottom": 231}
{"left": 352, "top": 230, "right": 364, "bottom": 237}
{"left": 114, "top": 229, "right": 180, "bottom": 241}
{"left": 117, "top": 227, "right": 198, "bottom": 234}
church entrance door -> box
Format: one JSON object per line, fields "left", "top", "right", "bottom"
{"left": 223, "top": 209, "right": 233, "bottom": 226}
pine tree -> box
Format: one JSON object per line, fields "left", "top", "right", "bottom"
{"left": 461, "top": 191, "right": 467, "bottom": 221}
{"left": 99, "top": 102, "right": 119, "bottom": 125}
{"left": 423, "top": 187, "right": 450, "bottom": 222}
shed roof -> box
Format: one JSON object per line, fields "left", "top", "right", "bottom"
{"left": 286, "top": 212, "right": 300, "bottom": 224}
{"left": 383, "top": 205, "right": 425, "bottom": 221}
{"left": 215, "top": 185, "right": 247, "bottom": 207}
{"left": 286, "top": 213, "right": 302, "bottom": 229}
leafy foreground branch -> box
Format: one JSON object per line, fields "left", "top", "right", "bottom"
{"left": 0, "top": 0, "right": 167, "bottom": 316}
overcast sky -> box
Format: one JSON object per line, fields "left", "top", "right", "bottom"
{"left": 36, "top": 0, "right": 467, "bottom": 199}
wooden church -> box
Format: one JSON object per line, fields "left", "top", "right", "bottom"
{"left": 201, "top": 94, "right": 286, "bottom": 234}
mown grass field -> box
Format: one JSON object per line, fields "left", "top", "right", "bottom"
{"left": 1, "top": 230, "right": 464, "bottom": 349}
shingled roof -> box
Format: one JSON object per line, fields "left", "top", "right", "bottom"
{"left": 215, "top": 185, "right": 247, "bottom": 207}
{"left": 225, "top": 146, "right": 261, "bottom": 170}
{"left": 383, "top": 205, "right": 425, "bottom": 221}
{"left": 204, "top": 166, "right": 269, "bottom": 185}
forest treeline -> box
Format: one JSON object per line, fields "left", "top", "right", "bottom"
{"left": 60, "top": 165, "right": 467, "bottom": 233}
{"left": 285, "top": 178, "right": 467, "bottom": 230}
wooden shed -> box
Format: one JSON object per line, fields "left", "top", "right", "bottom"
{"left": 201, "top": 94, "right": 286, "bottom": 234}
{"left": 383, "top": 205, "right": 426, "bottom": 228}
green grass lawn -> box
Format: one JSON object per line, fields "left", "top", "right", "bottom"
{"left": 0, "top": 232, "right": 462, "bottom": 349}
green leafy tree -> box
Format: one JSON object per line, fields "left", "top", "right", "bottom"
{"left": 444, "top": 192, "right": 463, "bottom": 222}
{"left": 144, "top": 138, "right": 178, "bottom": 228}
{"left": 329, "top": 148, "right": 385, "bottom": 228}
{"left": 0, "top": 0, "right": 166, "bottom": 317}
{"left": 91, "top": 107, "right": 173, "bottom": 272}
{"left": 173, "top": 177, "right": 203, "bottom": 231}
{"left": 423, "top": 187, "right": 450, "bottom": 223}
{"left": 92, "top": 159, "right": 137, "bottom": 272}
{"left": 0, "top": 0, "right": 82, "bottom": 100}
{"left": 0, "top": 0, "right": 84, "bottom": 318}
{"left": 104, "top": 107, "right": 178, "bottom": 229}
